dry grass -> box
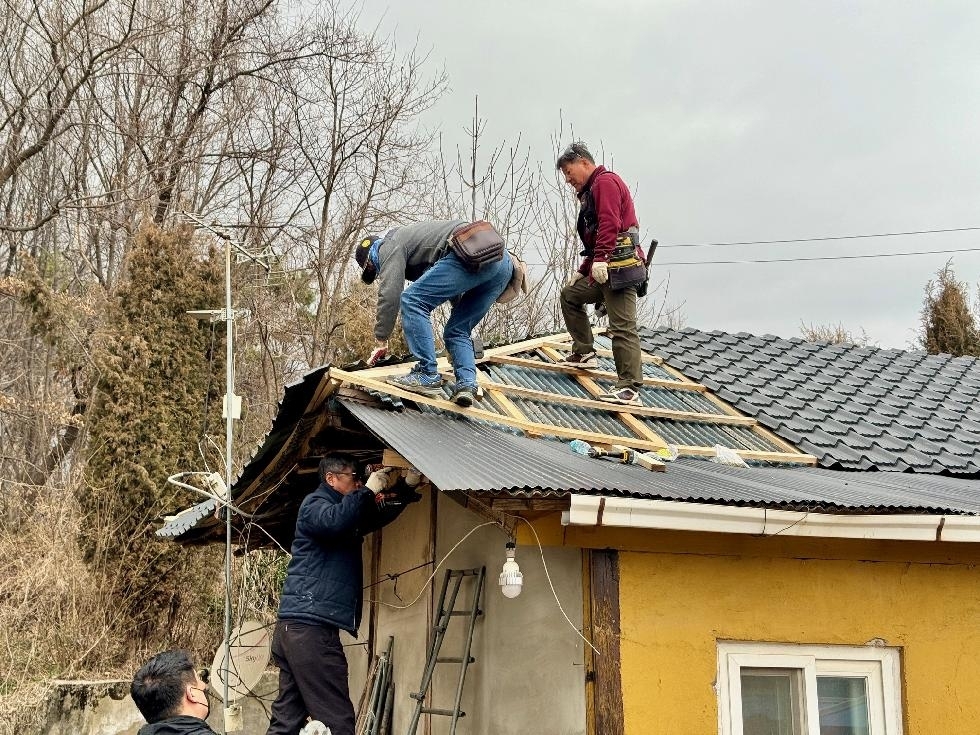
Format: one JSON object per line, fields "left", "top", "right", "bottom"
{"left": 0, "top": 483, "right": 228, "bottom": 733}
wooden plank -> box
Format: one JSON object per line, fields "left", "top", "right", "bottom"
{"left": 673, "top": 445, "right": 817, "bottom": 464}
{"left": 332, "top": 368, "right": 818, "bottom": 465}
{"left": 331, "top": 368, "right": 670, "bottom": 453}
{"left": 485, "top": 497, "right": 571, "bottom": 512}
{"left": 541, "top": 341, "right": 664, "bottom": 365}
{"left": 381, "top": 449, "right": 412, "bottom": 468}
{"left": 485, "top": 354, "right": 707, "bottom": 392}
{"left": 440, "top": 372, "right": 752, "bottom": 426}
{"left": 590, "top": 550, "right": 624, "bottom": 735}
{"left": 538, "top": 345, "right": 672, "bottom": 451}
{"left": 351, "top": 332, "right": 579, "bottom": 379}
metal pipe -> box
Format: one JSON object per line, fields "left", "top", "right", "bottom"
{"left": 223, "top": 234, "right": 233, "bottom": 725}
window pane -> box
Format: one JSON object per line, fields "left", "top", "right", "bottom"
{"left": 741, "top": 668, "right": 804, "bottom": 735}
{"left": 817, "top": 676, "right": 870, "bottom": 735}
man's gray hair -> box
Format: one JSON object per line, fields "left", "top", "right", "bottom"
{"left": 556, "top": 141, "right": 595, "bottom": 169}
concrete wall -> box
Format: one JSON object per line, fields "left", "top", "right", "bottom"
{"left": 367, "top": 491, "right": 587, "bottom": 735}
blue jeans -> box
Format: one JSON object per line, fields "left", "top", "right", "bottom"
{"left": 400, "top": 251, "right": 513, "bottom": 386}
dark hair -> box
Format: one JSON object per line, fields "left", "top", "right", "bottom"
{"left": 556, "top": 141, "right": 595, "bottom": 169}
{"left": 131, "top": 650, "right": 196, "bottom": 723}
{"left": 319, "top": 452, "right": 357, "bottom": 480}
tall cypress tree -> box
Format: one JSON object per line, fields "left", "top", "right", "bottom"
{"left": 79, "top": 225, "right": 225, "bottom": 646}
{"left": 919, "top": 262, "right": 980, "bottom": 357}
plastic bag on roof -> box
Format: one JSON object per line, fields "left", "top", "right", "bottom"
{"left": 710, "top": 444, "right": 748, "bottom": 468}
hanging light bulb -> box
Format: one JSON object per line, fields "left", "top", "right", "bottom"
{"left": 499, "top": 541, "right": 523, "bottom": 598}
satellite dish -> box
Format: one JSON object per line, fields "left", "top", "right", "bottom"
{"left": 210, "top": 620, "right": 272, "bottom": 701}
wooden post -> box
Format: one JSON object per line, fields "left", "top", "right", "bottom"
{"left": 590, "top": 549, "right": 624, "bottom": 735}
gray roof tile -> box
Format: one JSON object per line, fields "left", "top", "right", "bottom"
{"left": 641, "top": 327, "right": 980, "bottom": 476}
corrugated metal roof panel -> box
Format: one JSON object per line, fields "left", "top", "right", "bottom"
{"left": 340, "top": 400, "right": 980, "bottom": 515}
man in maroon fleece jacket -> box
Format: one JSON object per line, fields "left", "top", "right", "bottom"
{"left": 556, "top": 141, "right": 645, "bottom": 406}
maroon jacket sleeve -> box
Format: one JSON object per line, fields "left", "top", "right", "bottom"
{"left": 590, "top": 173, "right": 639, "bottom": 263}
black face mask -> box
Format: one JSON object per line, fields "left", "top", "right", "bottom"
{"left": 189, "top": 686, "right": 211, "bottom": 720}
{"left": 361, "top": 261, "right": 377, "bottom": 284}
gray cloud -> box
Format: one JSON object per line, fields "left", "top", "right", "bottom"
{"left": 360, "top": 0, "right": 980, "bottom": 347}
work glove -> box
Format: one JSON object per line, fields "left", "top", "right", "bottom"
{"left": 365, "top": 468, "right": 391, "bottom": 493}
{"left": 367, "top": 341, "right": 388, "bottom": 366}
{"left": 566, "top": 271, "right": 585, "bottom": 288}
{"left": 591, "top": 261, "right": 609, "bottom": 285}
{"left": 403, "top": 467, "right": 422, "bottom": 487}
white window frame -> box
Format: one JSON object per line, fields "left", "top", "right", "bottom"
{"left": 717, "top": 641, "right": 903, "bottom": 735}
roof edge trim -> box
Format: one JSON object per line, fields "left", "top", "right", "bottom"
{"left": 562, "top": 495, "right": 980, "bottom": 543}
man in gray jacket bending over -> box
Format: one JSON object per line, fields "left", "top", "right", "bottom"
{"left": 355, "top": 219, "right": 513, "bottom": 407}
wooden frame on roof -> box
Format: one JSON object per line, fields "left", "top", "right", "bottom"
{"left": 331, "top": 332, "right": 817, "bottom": 467}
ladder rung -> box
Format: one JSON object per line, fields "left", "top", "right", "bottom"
{"left": 448, "top": 609, "right": 481, "bottom": 616}
{"left": 436, "top": 657, "right": 475, "bottom": 664}
{"left": 421, "top": 708, "right": 466, "bottom": 717}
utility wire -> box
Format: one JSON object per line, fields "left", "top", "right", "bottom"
{"left": 664, "top": 226, "right": 980, "bottom": 248}
{"left": 657, "top": 245, "right": 980, "bottom": 266}
{"left": 521, "top": 245, "right": 980, "bottom": 268}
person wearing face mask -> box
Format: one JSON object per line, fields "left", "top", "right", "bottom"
{"left": 130, "top": 650, "right": 216, "bottom": 734}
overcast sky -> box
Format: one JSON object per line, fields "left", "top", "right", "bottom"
{"left": 355, "top": 0, "right": 980, "bottom": 349}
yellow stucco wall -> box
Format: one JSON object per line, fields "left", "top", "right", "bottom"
{"left": 617, "top": 547, "right": 980, "bottom": 735}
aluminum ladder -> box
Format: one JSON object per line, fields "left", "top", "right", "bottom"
{"left": 406, "top": 567, "right": 486, "bottom": 735}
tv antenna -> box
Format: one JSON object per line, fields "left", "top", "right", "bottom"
{"left": 170, "top": 211, "right": 271, "bottom": 732}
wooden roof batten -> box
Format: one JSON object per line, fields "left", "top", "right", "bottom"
{"left": 330, "top": 332, "right": 817, "bottom": 467}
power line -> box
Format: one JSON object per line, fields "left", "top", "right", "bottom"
{"left": 664, "top": 226, "right": 980, "bottom": 248}
{"left": 657, "top": 245, "right": 980, "bottom": 266}
{"left": 521, "top": 245, "right": 980, "bottom": 268}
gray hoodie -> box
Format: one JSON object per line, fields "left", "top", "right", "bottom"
{"left": 373, "top": 219, "right": 466, "bottom": 340}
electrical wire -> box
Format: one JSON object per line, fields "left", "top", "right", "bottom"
{"left": 368, "top": 521, "right": 503, "bottom": 610}
{"left": 664, "top": 226, "right": 980, "bottom": 248}
{"left": 510, "top": 515, "right": 601, "bottom": 657}
{"left": 520, "top": 244, "right": 980, "bottom": 268}
{"left": 657, "top": 245, "right": 980, "bottom": 266}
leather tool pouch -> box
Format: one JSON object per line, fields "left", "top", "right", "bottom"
{"left": 450, "top": 221, "right": 505, "bottom": 272}
{"left": 607, "top": 230, "right": 647, "bottom": 291}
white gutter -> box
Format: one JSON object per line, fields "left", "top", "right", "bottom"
{"left": 561, "top": 495, "right": 980, "bottom": 543}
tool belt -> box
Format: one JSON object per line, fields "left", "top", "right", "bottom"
{"left": 449, "top": 220, "right": 505, "bottom": 272}
{"left": 606, "top": 230, "right": 647, "bottom": 292}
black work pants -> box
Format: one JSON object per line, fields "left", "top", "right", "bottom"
{"left": 266, "top": 620, "right": 355, "bottom": 735}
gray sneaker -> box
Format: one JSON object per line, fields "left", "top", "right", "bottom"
{"left": 451, "top": 383, "right": 477, "bottom": 407}
{"left": 558, "top": 351, "right": 599, "bottom": 369}
{"left": 596, "top": 386, "right": 642, "bottom": 407}
{"left": 387, "top": 371, "right": 445, "bottom": 396}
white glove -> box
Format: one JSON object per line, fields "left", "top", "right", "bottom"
{"left": 591, "top": 261, "right": 608, "bottom": 285}
{"left": 566, "top": 271, "right": 585, "bottom": 287}
{"left": 365, "top": 468, "right": 391, "bottom": 493}
{"left": 403, "top": 467, "right": 422, "bottom": 487}
{"left": 367, "top": 341, "right": 388, "bottom": 366}
{"left": 299, "top": 721, "right": 330, "bottom": 735}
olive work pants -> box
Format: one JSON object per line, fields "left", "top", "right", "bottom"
{"left": 559, "top": 275, "right": 642, "bottom": 388}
